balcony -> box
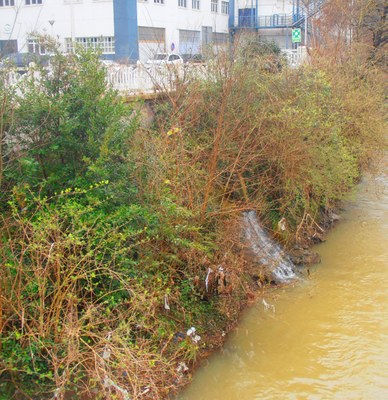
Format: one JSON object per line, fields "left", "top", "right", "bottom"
{"left": 231, "top": 0, "right": 325, "bottom": 30}
{"left": 234, "top": 12, "right": 295, "bottom": 29}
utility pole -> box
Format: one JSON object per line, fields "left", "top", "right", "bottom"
{"left": 70, "top": 0, "right": 75, "bottom": 45}
{"left": 304, "top": 6, "right": 308, "bottom": 46}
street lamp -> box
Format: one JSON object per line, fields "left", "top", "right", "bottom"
{"left": 48, "top": 19, "right": 55, "bottom": 37}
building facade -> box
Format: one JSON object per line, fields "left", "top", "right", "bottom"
{"left": 0, "top": 0, "right": 316, "bottom": 61}
{"left": 229, "top": 0, "right": 323, "bottom": 49}
{"left": 0, "top": 0, "right": 230, "bottom": 62}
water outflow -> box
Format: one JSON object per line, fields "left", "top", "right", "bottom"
{"left": 242, "top": 210, "right": 296, "bottom": 283}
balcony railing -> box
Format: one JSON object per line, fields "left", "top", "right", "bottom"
{"left": 232, "top": 0, "right": 326, "bottom": 30}
{"left": 234, "top": 13, "right": 294, "bottom": 29}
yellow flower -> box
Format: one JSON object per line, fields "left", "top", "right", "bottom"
{"left": 167, "top": 127, "right": 181, "bottom": 136}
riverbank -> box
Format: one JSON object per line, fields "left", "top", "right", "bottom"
{"left": 0, "top": 43, "right": 386, "bottom": 400}
{"left": 168, "top": 205, "right": 345, "bottom": 398}
{"left": 177, "top": 165, "right": 388, "bottom": 400}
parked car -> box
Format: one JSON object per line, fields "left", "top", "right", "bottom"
{"left": 100, "top": 59, "right": 115, "bottom": 67}
{"left": 181, "top": 53, "right": 205, "bottom": 64}
{"left": 146, "top": 53, "right": 183, "bottom": 65}
{"left": 0, "top": 52, "right": 51, "bottom": 70}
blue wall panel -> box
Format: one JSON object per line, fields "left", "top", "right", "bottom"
{"left": 228, "top": 0, "right": 235, "bottom": 29}
{"left": 113, "top": 0, "right": 139, "bottom": 62}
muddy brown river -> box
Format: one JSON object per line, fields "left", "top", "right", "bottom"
{"left": 178, "top": 170, "right": 388, "bottom": 400}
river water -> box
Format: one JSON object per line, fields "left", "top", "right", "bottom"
{"left": 178, "top": 169, "right": 388, "bottom": 400}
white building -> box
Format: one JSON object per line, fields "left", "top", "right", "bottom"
{"left": 0, "top": 0, "right": 317, "bottom": 62}
{"left": 0, "top": 0, "right": 230, "bottom": 62}
{"left": 137, "top": 0, "right": 230, "bottom": 60}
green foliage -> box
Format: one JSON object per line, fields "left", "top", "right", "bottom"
{"left": 0, "top": 184, "right": 213, "bottom": 398}
{"left": 1, "top": 43, "right": 217, "bottom": 399}
{"left": 151, "top": 49, "right": 385, "bottom": 238}
{"left": 262, "top": 68, "right": 361, "bottom": 221}
{"left": 234, "top": 33, "right": 282, "bottom": 71}
{"left": 0, "top": 36, "right": 386, "bottom": 400}
{"left": 1, "top": 45, "right": 135, "bottom": 203}
{"left": 238, "top": 35, "right": 281, "bottom": 58}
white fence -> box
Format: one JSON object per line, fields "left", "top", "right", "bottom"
{"left": 281, "top": 46, "right": 308, "bottom": 68}
{"left": 106, "top": 48, "right": 307, "bottom": 93}
{"left": 3, "top": 50, "right": 306, "bottom": 95}
{"left": 105, "top": 63, "right": 209, "bottom": 95}
{"left": 1, "top": 64, "right": 182, "bottom": 95}
{"left": 106, "top": 64, "right": 181, "bottom": 95}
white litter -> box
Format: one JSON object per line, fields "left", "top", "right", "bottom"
{"left": 164, "top": 294, "right": 170, "bottom": 310}
{"left": 205, "top": 268, "right": 213, "bottom": 292}
{"left": 262, "top": 298, "right": 276, "bottom": 314}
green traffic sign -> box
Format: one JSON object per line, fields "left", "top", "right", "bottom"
{"left": 292, "top": 28, "right": 301, "bottom": 43}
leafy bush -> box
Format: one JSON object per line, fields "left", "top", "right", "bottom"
{"left": 0, "top": 44, "right": 217, "bottom": 399}
{"left": 1, "top": 43, "right": 134, "bottom": 203}
{"left": 0, "top": 36, "right": 386, "bottom": 399}
{"left": 0, "top": 185, "right": 212, "bottom": 399}
{"left": 150, "top": 47, "right": 386, "bottom": 240}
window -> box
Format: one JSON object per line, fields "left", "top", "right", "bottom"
{"left": 25, "top": 0, "right": 42, "bottom": 4}
{"left": 192, "top": 0, "right": 199, "bottom": 9}
{"left": 0, "top": 0, "right": 15, "bottom": 6}
{"left": 28, "top": 39, "right": 45, "bottom": 54}
{"left": 154, "top": 0, "right": 164, "bottom": 3}
{"left": 179, "top": 29, "right": 200, "bottom": 44}
{"left": 178, "top": 0, "right": 186, "bottom": 7}
{"left": 138, "top": 27, "right": 165, "bottom": 42}
{"left": 66, "top": 36, "right": 115, "bottom": 54}
{"left": 179, "top": 29, "right": 200, "bottom": 54}
{"left": 221, "top": 1, "right": 228, "bottom": 14}
{"left": 214, "top": 32, "right": 228, "bottom": 44}
{"left": 211, "top": 0, "right": 218, "bottom": 13}
{"left": 0, "top": 39, "right": 17, "bottom": 54}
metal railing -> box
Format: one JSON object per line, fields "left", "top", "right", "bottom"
{"left": 292, "top": 0, "right": 326, "bottom": 27}
{"left": 232, "top": 0, "right": 326, "bottom": 29}
{"left": 235, "top": 14, "right": 294, "bottom": 29}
